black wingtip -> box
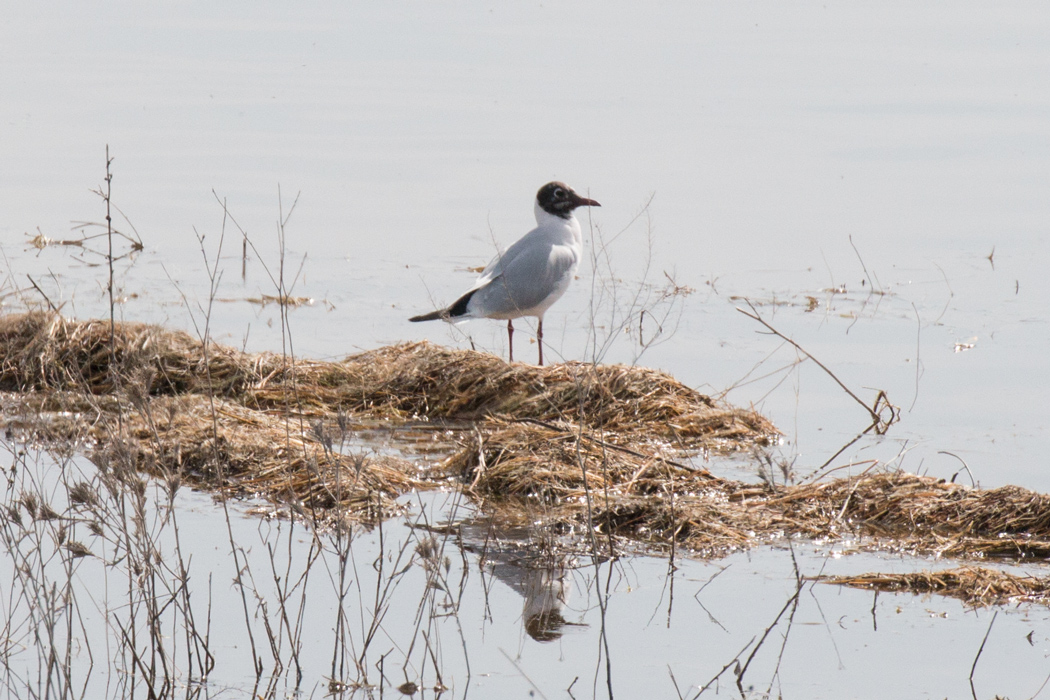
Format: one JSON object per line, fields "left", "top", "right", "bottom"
{"left": 446, "top": 288, "right": 475, "bottom": 318}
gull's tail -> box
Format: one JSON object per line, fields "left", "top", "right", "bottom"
{"left": 409, "top": 288, "right": 476, "bottom": 323}
{"left": 409, "top": 309, "right": 445, "bottom": 322}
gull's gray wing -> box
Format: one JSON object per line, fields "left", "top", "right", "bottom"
{"left": 468, "top": 232, "right": 578, "bottom": 317}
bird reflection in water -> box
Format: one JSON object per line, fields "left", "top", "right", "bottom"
{"left": 459, "top": 519, "right": 585, "bottom": 642}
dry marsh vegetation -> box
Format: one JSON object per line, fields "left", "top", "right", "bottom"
{"left": 448, "top": 429, "right": 1050, "bottom": 566}
{"left": 5, "top": 310, "right": 1050, "bottom": 654}
{"left": 4, "top": 160, "right": 1050, "bottom": 700}
{"left": 5, "top": 312, "right": 1050, "bottom": 585}
{"left": 0, "top": 311, "right": 773, "bottom": 527}
{"left": 0, "top": 311, "right": 768, "bottom": 443}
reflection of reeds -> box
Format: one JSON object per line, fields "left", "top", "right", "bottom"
{"left": 1, "top": 440, "right": 216, "bottom": 697}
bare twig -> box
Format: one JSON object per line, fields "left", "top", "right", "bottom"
{"left": 737, "top": 300, "right": 899, "bottom": 434}
{"left": 25, "top": 274, "right": 58, "bottom": 312}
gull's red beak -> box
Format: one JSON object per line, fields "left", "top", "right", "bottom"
{"left": 571, "top": 192, "right": 601, "bottom": 208}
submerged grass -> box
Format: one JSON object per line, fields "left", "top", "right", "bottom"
{"left": 815, "top": 567, "right": 1050, "bottom": 607}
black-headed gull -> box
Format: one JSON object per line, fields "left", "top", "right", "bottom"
{"left": 410, "top": 181, "right": 600, "bottom": 365}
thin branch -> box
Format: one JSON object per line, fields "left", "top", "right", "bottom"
{"left": 737, "top": 300, "right": 899, "bottom": 434}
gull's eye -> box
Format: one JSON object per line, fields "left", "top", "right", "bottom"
{"left": 554, "top": 187, "right": 566, "bottom": 199}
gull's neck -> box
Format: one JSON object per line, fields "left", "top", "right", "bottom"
{"left": 534, "top": 202, "right": 581, "bottom": 241}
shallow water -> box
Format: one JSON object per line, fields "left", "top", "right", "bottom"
{"left": 3, "top": 453, "right": 1045, "bottom": 700}
{"left": 2, "top": 2, "right": 1049, "bottom": 697}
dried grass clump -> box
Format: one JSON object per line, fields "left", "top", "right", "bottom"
{"left": 0, "top": 312, "right": 774, "bottom": 450}
{"left": 817, "top": 566, "right": 1050, "bottom": 607}
{"left": 775, "top": 471, "right": 1050, "bottom": 557}
{"left": 109, "top": 395, "right": 421, "bottom": 516}
{"left": 310, "top": 343, "right": 773, "bottom": 443}
{"left": 442, "top": 430, "right": 1050, "bottom": 559}
{"left": 441, "top": 419, "right": 725, "bottom": 502}
{"left": 438, "top": 420, "right": 769, "bottom": 554}
{"left": 0, "top": 312, "right": 252, "bottom": 396}
{"left": 0, "top": 312, "right": 773, "bottom": 524}
{"left": 12, "top": 312, "right": 1050, "bottom": 571}
{"left": 2, "top": 390, "right": 420, "bottom": 523}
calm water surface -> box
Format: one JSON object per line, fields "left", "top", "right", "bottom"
{"left": 1, "top": 2, "right": 1048, "bottom": 698}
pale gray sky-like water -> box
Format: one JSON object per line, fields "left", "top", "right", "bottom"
{"left": 1, "top": 3, "right": 1049, "bottom": 697}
